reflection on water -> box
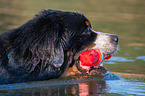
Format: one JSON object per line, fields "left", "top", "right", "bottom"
{"left": 0, "top": 72, "right": 144, "bottom": 96}
{"left": 0, "top": 80, "right": 108, "bottom": 96}
{"left": 104, "top": 56, "right": 135, "bottom": 65}
{"left": 0, "top": 72, "right": 117, "bottom": 96}
{"left": 136, "top": 56, "right": 145, "bottom": 61}
{"left": 77, "top": 80, "right": 108, "bottom": 95}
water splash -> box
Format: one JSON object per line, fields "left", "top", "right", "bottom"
{"left": 103, "top": 72, "right": 121, "bottom": 80}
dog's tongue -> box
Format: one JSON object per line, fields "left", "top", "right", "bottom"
{"left": 79, "top": 49, "right": 112, "bottom": 66}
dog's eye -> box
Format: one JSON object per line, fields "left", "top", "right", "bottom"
{"left": 82, "top": 29, "right": 91, "bottom": 35}
{"left": 83, "top": 32, "right": 88, "bottom": 34}
{"left": 82, "top": 31, "right": 90, "bottom": 35}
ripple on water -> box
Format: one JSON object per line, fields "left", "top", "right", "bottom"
{"left": 136, "top": 56, "right": 145, "bottom": 61}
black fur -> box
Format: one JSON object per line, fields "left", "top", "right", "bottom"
{"left": 0, "top": 9, "right": 97, "bottom": 84}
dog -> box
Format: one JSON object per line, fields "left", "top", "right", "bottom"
{"left": 0, "top": 9, "right": 118, "bottom": 84}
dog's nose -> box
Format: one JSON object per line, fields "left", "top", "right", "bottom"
{"left": 111, "top": 35, "right": 119, "bottom": 43}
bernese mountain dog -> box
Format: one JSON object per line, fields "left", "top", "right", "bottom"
{"left": 0, "top": 9, "right": 118, "bottom": 84}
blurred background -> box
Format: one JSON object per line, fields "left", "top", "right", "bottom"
{"left": 0, "top": 0, "right": 145, "bottom": 95}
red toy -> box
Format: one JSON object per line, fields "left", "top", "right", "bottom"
{"left": 79, "top": 49, "right": 112, "bottom": 66}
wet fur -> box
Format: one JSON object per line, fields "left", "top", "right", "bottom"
{"left": 0, "top": 10, "right": 97, "bottom": 84}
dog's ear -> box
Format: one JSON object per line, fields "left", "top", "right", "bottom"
{"left": 51, "top": 44, "right": 64, "bottom": 68}
{"left": 49, "top": 21, "right": 66, "bottom": 68}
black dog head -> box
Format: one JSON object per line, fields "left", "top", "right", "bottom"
{"left": 0, "top": 9, "right": 118, "bottom": 84}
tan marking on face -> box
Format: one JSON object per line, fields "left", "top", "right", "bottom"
{"left": 85, "top": 21, "right": 89, "bottom": 26}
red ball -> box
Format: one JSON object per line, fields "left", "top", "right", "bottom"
{"left": 79, "top": 49, "right": 104, "bottom": 66}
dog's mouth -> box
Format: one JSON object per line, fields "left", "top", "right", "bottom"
{"left": 74, "top": 44, "right": 116, "bottom": 75}
{"left": 89, "top": 54, "right": 113, "bottom": 75}
{"left": 76, "top": 53, "right": 113, "bottom": 75}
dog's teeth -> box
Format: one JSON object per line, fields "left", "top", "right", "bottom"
{"left": 100, "top": 63, "right": 103, "bottom": 66}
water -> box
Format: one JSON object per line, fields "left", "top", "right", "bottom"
{"left": 0, "top": 0, "right": 145, "bottom": 95}
{"left": 0, "top": 73, "right": 144, "bottom": 96}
